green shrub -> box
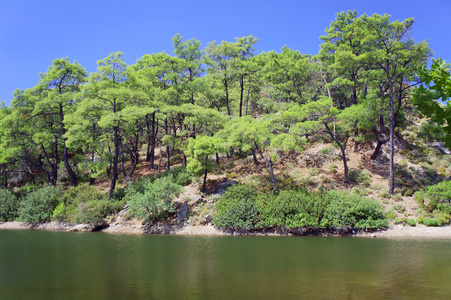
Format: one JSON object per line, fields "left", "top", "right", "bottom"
{"left": 214, "top": 198, "right": 258, "bottom": 228}
{"left": 256, "top": 189, "right": 330, "bottom": 228}
{"left": 228, "top": 172, "right": 238, "bottom": 179}
{"left": 403, "top": 188, "right": 413, "bottom": 197}
{"left": 394, "top": 217, "right": 407, "bottom": 225}
{"left": 400, "top": 159, "right": 408, "bottom": 167}
{"left": 391, "top": 193, "right": 402, "bottom": 202}
{"left": 386, "top": 207, "right": 397, "bottom": 220}
{"left": 328, "top": 163, "right": 338, "bottom": 173}
{"left": 348, "top": 169, "right": 372, "bottom": 185}
{"left": 321, "top": 191, "right": 388, "bottom": 228}
{"left": 308, "top": 168, "right": 320, "bottom": 176}
{"left": 380, "top": 191, "right": 389, "bottom": 199}
{"left": 422, "top": 217, "right": 441, "bottom": 227}
{"left": 393, "top": 203, "right": 406, "bottom": 214}
{"left": 0, "top": 189, "right": 19, "bottom": 221}
{"left": 18, "top": 186, "right": 62, "bottom": 223}
{"left": 127, "top": 176, "right": 182, "bottom": 223}
{"left": 157, "top": 166, "right": 192, "bottom": 186}
{"left": 52, "top": 203, "right": 66, "bottom": 222}
{"left": 72, "top": 198, "right": 124, "bottom": 224}
{"left": 417, "top": 214, "right": 426, "bottom": 224}
{"left": 352, "top": 187, "right": 370, "bottom": 197}
{"left": 421, "top": 180, "right": 451, "bottom": 213}
{"left": 372, "top": 183, "right": 382, "bottom": 190}
{"left": 436, "top": 212, "right": 450, "bottom": 225}
{"left": 213, "top": 184, "right": 259, "bottom": 228}
{"left": 407, "top": 218, "right": 416, "bottom": 226}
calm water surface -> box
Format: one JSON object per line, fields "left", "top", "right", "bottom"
{"left": 1, "top": 230, "right": 451, "bottom": 299}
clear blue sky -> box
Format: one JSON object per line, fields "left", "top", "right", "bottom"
{"left": 1, "top": 0, "right": 450, "bottom": 105}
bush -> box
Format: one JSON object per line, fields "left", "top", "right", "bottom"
{"left": 157, "top": 166, "right": 192, "bottom": 186}
{"left": 407, "top": 218, "right": 416, "bottom": 226}
{"left": 422, "top": 217, "right": 441, "bottom": 227}
{"left": 308, "top": 168, "right": 320, "bottom": 176}
{"left": 213, "top": 184, "right": 259, "bottom": 228}
{"left": 72, "top": 198, "right": 124, "bottom": 224}
{"left": 127, "top": 176, "right": 183, "bottom": 223}
{"left": 348, "top": 169, "right": 372, "bottom": 185}
{"left": 256, "top": 189, "right": 330, "bottom": 228}
{"left": 328, "top": 163, "right": 338, "bottom": 173}
{"left": 393, "top": 203, "right": 406, "bottom": 213}
{"left": 214, "top": 186, "right": 388, "bottom": 230}
{"left": 421, "top": 180, "right": 451, "bottom": 213}
{"left": 436, "top": 212, "right": 450, "bottom": 225}
{"left": 321, "top": 191, "right": 388, "bottom": 228}
{"left": 18, "top": 186, "right": 62, "bottom": 222}
{"left": 394, "top": 217, "right": 407, "bottom": 225}
{"left": 52, "top": 184, "right": 125, "bottom": 223}
{"left": 386, "top": 207, "right": 397, "bottom": 220}
{"left": 0, "top": 189, "right": 19, "bottom": 221}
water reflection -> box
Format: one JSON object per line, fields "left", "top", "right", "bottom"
{"left": 1, "top": 231, "right": 451, "bottom": 299}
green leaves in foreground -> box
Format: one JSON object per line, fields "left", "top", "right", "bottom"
{"left": 213, "top": 184, "right": 388, "bottom": 229}
{"left": 127, "top": 176, "right": 183, "bottom": 223}
{"left": 18, "top": 186, "right": 62, "bottom": 223}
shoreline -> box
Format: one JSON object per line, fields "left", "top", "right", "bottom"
{"left": 1, "top": 221, "right": 451, "bottom": 238}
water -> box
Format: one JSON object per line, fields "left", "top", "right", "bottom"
{"left": 1, "top": 230, "right": 451, "bottom": 299}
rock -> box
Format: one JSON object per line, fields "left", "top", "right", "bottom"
{"left": 69, "top": 222, "right": 108, "bottom": 232}
{"left": 189, "top": 195, "right": 204, "bottom": 206}
{"left": 216, "top": 180, "right": 237, "bottom": 195}
{"left": 431, "top": 142, "right": 451, "bottom": 155}
{"left": 204, "top": 214, "right": 213, "bottom": 224}
{"left": 176, "top": 202, "right": 189, "bottom": 224}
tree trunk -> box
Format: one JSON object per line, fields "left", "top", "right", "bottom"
{"left": 109, "top": 126, "right": 120, "bottom": 197}
{"left": 251, "top": 149, "right": 259, "bottom": 165}
{"left": 354, "top": 120, "right": 359, "bottom": 152}
{"left": 386, "top": 64, "right": 395, "bottom": 195}
{"left": 165, "top": 118, "right": 170, "bottom": 170}
{"left": 255, "top": 144, "right": 277, "bottom": 192}
{"left": 201, "top": 156, "right": 208, "bottom": 193}
{"left": 239, "top": 76, "right": 244, "bottom": 117}
{"left": 59, "top": 104, "right": 77, "bottom": 186}
{"left": 225, "top": 78, "right": 231, "bottom": 116}
{"left": 121, "top": 139, "right": 127, "bottom": 177}
{"left": 149, "top": 115, "right": 157, "bottom": 170}
{"left": 325, "top": 122, "right": 348, "bottom": 183}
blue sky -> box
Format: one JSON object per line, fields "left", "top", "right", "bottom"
{"left": 1, "top": 0, "right": 450, "bottom": 105}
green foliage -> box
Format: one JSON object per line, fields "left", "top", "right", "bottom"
{"left": 52, "top": 184, "right": 123, "bottom": 223}
{"left": 308, "top": 168, "right": 320, "bottom": 176}
{"left": 321, "top": 191, "right": 388, "bottom": 228}
{"left": 393, "top": 203, "right": 406, "bottom": 214}
{"left": 422, "top": 217, "right": 441, "bottom": 227}
{"left": 348, "top": 169, "right": 372, "bottom": 185}
{"left": 213, "top": 184, "right": 259, "bottom": 228}
{"left": 394, "top": 217, "right": 407, "bottom": 225}
{"left": 72, "top": 199, "right": 124, "bottom": 224}
{"left": 257, "top": 189, "right": 331, "bottom": 228}
{"left": 214, "top": 184, "right": 387, "bottom": 229}
{"left": 418, "top": 180, "right": 451, "bottom": 213}
{"left": 407, "top": 218, "right": 416, "bottom": 226}
{"left": 386, "top": 208, "right": 397, "bottom": 220}
{"left": 156, "top": 165, "right": 192, "bottom": 186}
{"left": 391, "top": 193, "right": 402, "bottom": 202}
{"left": 0, "top": 189, "right": 19, "bottom": 221}
{"left": 18, "top": 186, "right": 62, "bottom": 223}
{"left": 414, "top": 58, "right": 451, "bottom": 148}
{"left": 436, "top": 212, "right": 450, "bottom": 225}
{"left": 127, "top": 176, "right": 183, "bottom": 223}
{"left": 328, "top": 163, "right": 338, "bottom": 173}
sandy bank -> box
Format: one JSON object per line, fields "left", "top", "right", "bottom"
{"left": 1, "top": 221, "right": 450, "bottom": 238}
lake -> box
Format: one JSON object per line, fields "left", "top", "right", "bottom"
{"left": 1, "top": 230, "right": 451, "bottom": 299}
